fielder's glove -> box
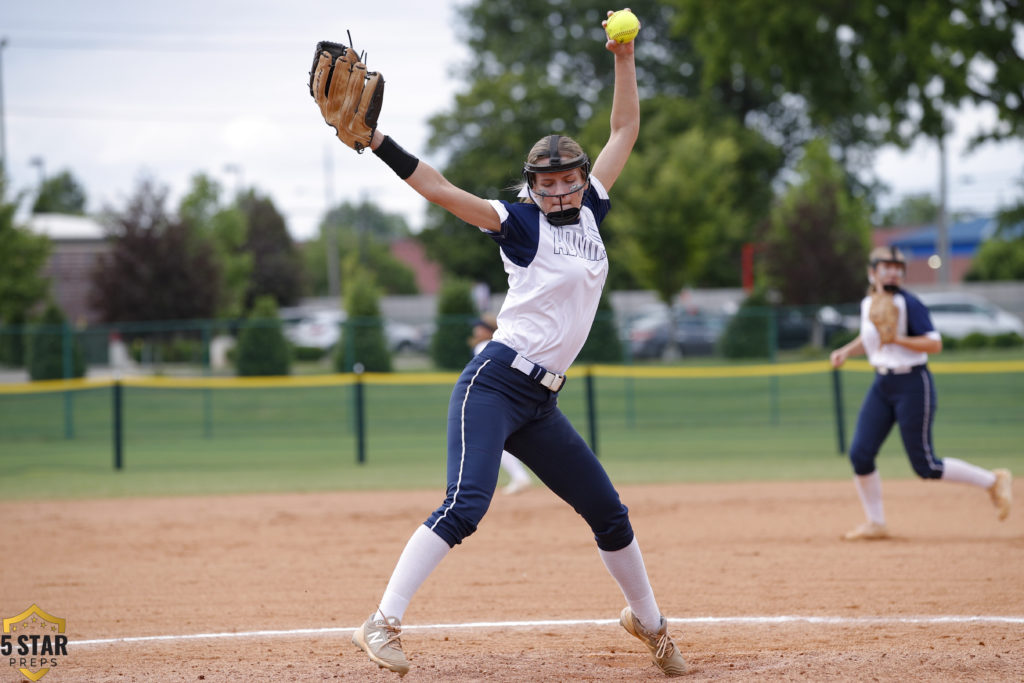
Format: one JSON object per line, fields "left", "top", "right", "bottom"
{"left": 868, "top": 289, "right": 899, "bottom": 344}
{"left": 309, "top": 40, "right": 384, "bottom": 153}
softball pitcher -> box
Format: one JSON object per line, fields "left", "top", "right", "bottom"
{"left": 830, "top": 246, "right": 1013, "bottom": 540}
{"left": 310, "top": 9, "right": 686, "bottom": 678}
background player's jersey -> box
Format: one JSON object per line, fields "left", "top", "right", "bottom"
{"left": 481, "top": 176, "right": 611, "bottom": 374}
{"left": 860, "top": 288, "right": 940, "bottom": 369}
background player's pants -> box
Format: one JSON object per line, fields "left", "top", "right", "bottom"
{"left": 425, "top": 342, "right": 634, "bottom": 551}
{"left": 848, "top": 366, "right": 943, "bottom": 479}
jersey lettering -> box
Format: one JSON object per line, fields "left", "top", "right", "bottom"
{"left": 551, "top": 226, "right": 606, "bottom": 261}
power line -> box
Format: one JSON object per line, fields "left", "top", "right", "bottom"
{"left": 7, "top": 106, "right": 307, "bottom": 124}
{"left": 7, "top": 38, "right": 301, "bottom": 54}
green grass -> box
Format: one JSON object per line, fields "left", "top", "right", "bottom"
{"left": 2, "top": 356, "right": 1021, "bottom": 501}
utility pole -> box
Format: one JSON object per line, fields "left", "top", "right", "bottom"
{"left": 29, "top": 156, "right": 44, "bottom": 185}
{"left": 324, "top": 145, "right": 340, "bottom": 298}
{"left": 29, "top": 156, "right": 44, "bottom": 208}
{"left": 223, "top": 163, "right": 243, "bottom": 200}
{"left": 936, "top": 135, "right": 950, "bottom": 285}
{"left": 0, "top": 38, "right": 8, "bottom": 180}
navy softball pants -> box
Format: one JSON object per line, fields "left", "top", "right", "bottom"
{"left": 848, "top": 365, "right": 944, "bottom": 479}
{"left": 424, "top": 342, "right": 634, "bottom": 551}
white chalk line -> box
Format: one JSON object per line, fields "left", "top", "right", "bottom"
{"left": 74, "top": 615, "right": 1024, "bottom": 647}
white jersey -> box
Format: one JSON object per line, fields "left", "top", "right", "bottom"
{"left": 480, "top": 176, "right": 611, "bottom": 374}
{"left": 859, "top": 288, "right": 940, "bottom": 369}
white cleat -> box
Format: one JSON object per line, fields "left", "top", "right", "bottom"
{"left": 989, "top": 468, "right": 1012, "bottom": 521}
{"left": 352, "top": 613, "right": 409, "bottom": 677}
{"left": 842, "top": 521, "right": 890, "bottom": 541}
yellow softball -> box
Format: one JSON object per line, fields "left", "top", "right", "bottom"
{"left": 605, "top": 9, "right": 640, "bottom": 44}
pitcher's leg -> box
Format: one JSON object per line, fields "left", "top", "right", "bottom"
{"left": 426, "top": 358, "right": 521, "bottom": 546}
{"left": 508, "top": 409, "right": 632, "bottom": 550}
{"left": 844, "top": 380, "right": 895, "bottom": 540}
{"left": 893, "top": 370, "right": 943, "bottom": 479}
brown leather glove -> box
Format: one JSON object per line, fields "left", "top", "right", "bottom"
{"left": 868, "top": 289, "right": 899, "bottom": 344}
{"left": 309, "top": 40, "right": 384, "bottom": 152}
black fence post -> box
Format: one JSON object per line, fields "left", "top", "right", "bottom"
{"left": 113, "top": 380, "right": 124, "bottom": 470}
{"left": 353, "top": 363, "right": 366, "bottom": 464}
{"left": 62, "top": 322, "right": 75, "bottom": 439}
{"left": 832, "top": 367, "right": 846, "bottom": 454}
{"left": 585, "top": 367, "right": 599, "bottom": 457}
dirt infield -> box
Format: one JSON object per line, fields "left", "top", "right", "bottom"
{"left": 2, "top": 479, "right": 1021, "bottom": 681}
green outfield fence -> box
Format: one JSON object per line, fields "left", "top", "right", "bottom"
{"left": 2, "top": 360, "right": 1022, "bottom": 474}
{"left": 0, "top": 305, "right": 864, "bottom": 376}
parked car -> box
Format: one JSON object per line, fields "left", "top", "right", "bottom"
{"left": 385, "top": 320, "right": 429, "bottom": 353}
{"left": 626, "top": 307, "right": 728, "bottom": 358}
{"left": 918, "top": 292, "right": 1024, "bottom": 339}
{"left": 775, "top": 307, "right": 856, "bottom": 350}
{"left": 282, "top": 309, "right": 345, "bottom": 350}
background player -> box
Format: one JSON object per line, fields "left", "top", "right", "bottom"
{"left": 340, "top": 10, "right": 687, "bottom": 677}
{"left": 468, "top": 313, "right": 532, "bottom": 495}
{"left": 830, "top": 246, "right": 1013, "bottom": 540}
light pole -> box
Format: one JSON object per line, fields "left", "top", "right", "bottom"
{"left": 223, "top": 163, "right": 243, "bottom": 200}
{"left": 324, "top": 145, "right": 340, "bottom": 298}
{"left": 29, "top": 155, "right": 44, "bottom": 185}
{"left": 0, "top": 37, "right": 8, "bottom": 180}
{"left": 936, "top": 135, "right": 950, "bottom": 285}
{"left": 29, "top": 156, "right": 44, "bottom": 208}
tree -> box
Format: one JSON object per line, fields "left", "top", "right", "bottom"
{"left": 90, "top": 178, "right": 223, "bottom": 323}
{"left": 178, "top": 174, "right": 253, "bottom": 318}
{"left": 336, "top": 265, "right": 391, "bottom": 372}
{"left": 235, "top": 295, "right": 291, "bottom": 376}
{"left": 965, "top": 239, "right": 1024, "bottom": 281}
{"left": 674, "top": 2, "right": 1024, "bottom": 150}
{"left": 608, "top": 119, "right": 744, "bottom": 302}
{"left": 31, "top": 170, "right": 87, "bottom": 215}
{"left": 877, "top": 193, "right": 940, "bottom": 227}
{"left": 674, "top": 0, "right": 1024, "bottom": 232}
{"left": 305, "top": 199, "right": 418, "bottom": 297}
{"left": 430, "top": 279, "right": 475, "bottom": 370}
{"left": 719, "top": 289, "right": 774, "bottom": 359}
{"left": 576, "top": 290, "right": 623, "bottom": 363}
{"left": 25, "top": 302, "right": 86, "bottom": 380}
{"left": 968, "top": 172, "right": 1024, "bottom": 281}
{"left": 761, "top": 139, "right": 872, "bottom": 307}
{"left": 0, "top": 180, "right": 51, "bottom": 365}
{"left": 237, "top": 190, "right": 305, "bottom": 309}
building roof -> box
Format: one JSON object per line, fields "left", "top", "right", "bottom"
{"left": 26, "top": 213, "right": 107, "bottom": 241}
{"left": 390, "top": 238, "right": 442, "bottom": 294}
{"left": 888, "top": 217, "right": 997, "bottom": 258}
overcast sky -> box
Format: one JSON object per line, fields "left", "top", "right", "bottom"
{"left": 3, "top": 1, "right": 1022, "bottom": 242}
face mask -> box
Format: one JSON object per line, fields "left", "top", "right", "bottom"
{"left": 874, "top": 262, "right": 905, "bottom": 278}
{"left": 527, "top": 183, "right": 586, "bottom": 226}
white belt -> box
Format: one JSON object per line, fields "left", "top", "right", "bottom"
{"left": 510, "top": 354, "right": 566, "bottom": 392}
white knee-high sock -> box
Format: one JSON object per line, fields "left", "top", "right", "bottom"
{"left": 941, "top": 457, "right": 997, "bottom": 488}
{"left": 500, "top": 451, "right": 530, "bottom": 483}
{"left": 376, "top": 525, "right": 451, "bottom": 621}
{"left": 598, "top": 538, "right": 662, "bottom": 632}
{"left": 853, "top": 471, "right": 885, "bottom": 525}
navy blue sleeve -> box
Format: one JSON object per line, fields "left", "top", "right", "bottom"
{"left": 583, "top": 182, "right": 611, "bottom": 225}
{"left": 485, "top": 201, "right": 541, "bottom": 267}
{"left": 902, "top": 290, "right": 935, "bottom": 336}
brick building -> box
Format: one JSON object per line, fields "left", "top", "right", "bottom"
{"left": 26, "top": 213, "right": 109, "bottom": 325}
{"left": 874, "top": 216, "right": 1001, "bottom": 285}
